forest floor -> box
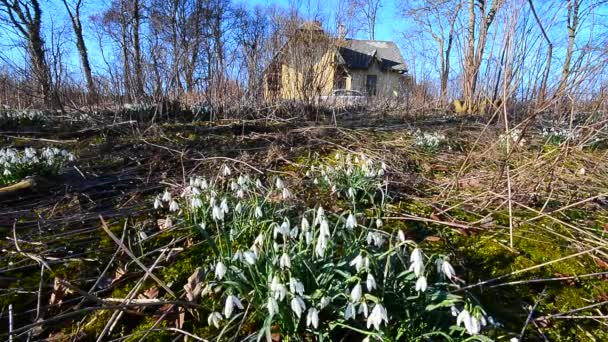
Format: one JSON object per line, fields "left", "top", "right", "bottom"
{"left": 1, "top": 111, "right": 607, "bottom": 341}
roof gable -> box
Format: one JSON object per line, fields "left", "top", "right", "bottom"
{"left": 338, "top": 39, "right": 407, "bottom": 73}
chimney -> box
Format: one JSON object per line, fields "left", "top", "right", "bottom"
{"left": 338, "top": 23, "right": 346, "bottom": 40}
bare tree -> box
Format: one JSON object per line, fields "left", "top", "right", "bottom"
{"left": 402, "top": 0, "right": 463, "bottom": 104}
{"left": 463, "top": 0, "right": 505, "bottom": 113}
{"left": 0, "top": 0, "right": 59, "bottom": 107}
{"left": 61, "top": 0, "right": 96, "bottom": 100}
{"left": 348, "top": 0, "right": 381, "bottom": 40}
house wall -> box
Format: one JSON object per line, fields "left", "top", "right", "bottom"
{"left": 278, "top": 49, "right": 336, "bottom": 100}
{"left": 347, "top": 60, "right": 401, "bottom": 97}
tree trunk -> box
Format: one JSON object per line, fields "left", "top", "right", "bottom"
{"left": 557, "top": 0, "right": 579, "bottom": 96}
{"left": 61, "top": 0, "right": 97, "bottom": 102}
{"left": 132, "top": 0, "right": 145, "bottom": 99}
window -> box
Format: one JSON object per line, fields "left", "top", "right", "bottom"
{"left": 366, "top": 75, "right": 377, "bottom": 96}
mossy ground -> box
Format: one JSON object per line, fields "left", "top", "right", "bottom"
{"left": 2, "top": 115, "right": 606, "bottom": 340}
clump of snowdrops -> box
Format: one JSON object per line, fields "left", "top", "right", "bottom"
{"left": 0, "top": 147, "right": 75, "bottom": 185}
{"left": 413, "top": 130, "right": 447, "bottom": 153}
{"left": 0, "top": 108, "right": 49, "bottom": 126}
{"left": 541, "top": 126, "right": 579, "bottom": 145}
{"left": 498, "top": 128, "right": 526, "bottom": 150}
{"left": 154, "top": 154, "right": 493, "bottom": 340}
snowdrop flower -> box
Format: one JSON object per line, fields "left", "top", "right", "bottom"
{"left": 221, "top": 164, "right": 231, "bottom": 176}
{"left": 306, "top": 308, "right": 319, "bottom": 328}
{"left": 348, "top": 187, "right": 356, "bottom": 198}
{"left": 253, "top": 233, "right": 265, "bottom": 249}
{"left": 366, "top": 231, "right": 385, "bottom": 248}
{"left": 169, "top": 200, "right": 180, "bottom": 212}
{"left": 254, "top": 206, "right": 263, "bottom": 218}
{"left": 282, "top": 187, "right": 291, "bottom": 200}
{"left": 366, "top": 273, "right": 376, "bottom": 291}
{"left": 200, "top": 178, "right": 209, "bottom": 189}
{"left": 215, "top": 261, "right": 227, "bottom": 280}
{"left": 153, "top": 196, "right": 162, "bottom": 209}
{"left": 313, "top": 178, "right": 319, "bottom": 185}
{"left": 255, "top": 179, "right": 263, "bottom": 189}
{"left": 236, "top": 189, "right": 244, "bottom": 198}
{"left": 243, "top": 250, "right": 257, "bottom": 264}
{"left": 305, "top": 231, "right": 313, "bottom": 245}
{"left": 301, "top": 217, "right": 310, "bottom": 231}
{"left": 3, "top": 169, "right": 10, "bottom": 176}
{"left": 237, "top": 175, "right": 246, "bottom": 186}
{"left": 232, "top": 250, "right": 243, "bottom": 262}
{"left": 162, "top": 190, "right": 172, "bottom": 202}
{"left": 230, "top": 181, "right": 238, "bottom": 192}
{"left": 320, "top": 218, "right": 330, "bottom": 236}
{"left": 207, "top": 312, "right": 222, "bottom": 328}
{"left": 375, "top": 219, "right": 383, "bottom": 228}
{"left": 350, "top": 254, "right": 369, "bottom": 272}
{"left": 367, "top": 304, "right": 388, "bottom": 330}
{"left": 212, "top": 205, "right": 224, "bottom": 221}
{"left": 290, "top": 225, "right": 298, "bottom": 239}
{"left": 344, "top": 302, "right": 356, "bottom": 320}
{"left": 457, "top": 309, "right": 478, "bottom": 335}
{"left": 409, "top": 248, "right": 424, "bottom": 277}
{"left": 234, "top": 202, "right": 242, "bottom": 214}
{"left": 441, "top": 260, "right": 456, "bottom": 280}
{"left": 415, "top": 276, "right": 427, "bottom": 292}
{"left": 289, "top": 277, "right": 305, "bottom": 295}
{"left": 224, "top": 295, "right": 244, "bottom": 319}
{"left": 314, "top": 206, "right": 325, "bottom": 226}
{"left": 345, "top": 213, "right": 357, "bottom": 229}
{"left": 220, "top": 198, "right": 229, "bottom": 214}
{"left": 267, "top": 297, "right": 279, "bottom": 317}
{"left": 509, "top": 338, "right": 519, "bottom": 342}
{"left": 273, "top": 220, "right": 290, "bottom": 239}
{"left": 191, "top": 197, "right": 203, "bottom": 209}
{"left": 270, "top": 276, "right": 287, "bottom": 301}
{"left": 358, "top": 301, "right": 369, "bottom": 318}
{"left": 315, "top": 233, "right": 328, "bottom": 257}
{"left": 275, "top": 177, "right": 284, "bottom": 190}
{"left": 451, "top": 306, "right": 459, "bottom": 317}
{"left": 290, "top": 296, "right": 306, "bottom": 318}
{"left": 397, "top": 230, "right": 406, "bottom": 242}
{"left": 320, "top": 296, "right": 331, "bottom": 309}
{"left": 279, "top": 253, "right": 291, "bottom": 269}
{"left": 350, "top": 283, "right": 362, "bottom": 302}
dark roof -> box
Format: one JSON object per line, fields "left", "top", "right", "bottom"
{"left": 337, "top": 39, "right": 407, "bottom": 72}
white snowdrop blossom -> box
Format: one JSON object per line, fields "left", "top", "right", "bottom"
{"left": 191, "top": 197, "right": 203, "bottom": 209}
{"left": 220, "top": 198, "right": 229, "bottom": 214}
{"left": 270, "top": 276, "right": 287, "bottom": 301}
{"left": 306, "top": 308, "right": 319, "bottom": 328}
{"left": 320, "top": 296, "right": 331, "bottom": 309}
{"left": 215, "top": 261, "right": 227, "bottom": 280}
{"left": 397, "top": 230, "right": 406, "bottom": 242}
{"left": 367, "top": 304, "right": 388, "bottom": 331}
{"left": 289, "top": 277, "right": 305, "bottom": 296}
{"left": 457, "top": 309, "right": 484, "bottom": 335}
{"left": 279, "top": 253, "right": 291, "bottom": 269}
{"left": 254, "top": 206, "right": 263, "bottom": 218}
{"left": 243, "top": 250, "right": 257, "bottom": 265}
{"left": 153, "top": 197, "right": 162, "bottom": 209}
{"left": 409, "top": 248, "right": 424, "bottom": 277}
{"left": 366, "top": 273, "right": 376, "bottom": 291}
{"left": 234, "top": 202, "right": 242, "bottom": 213}
{"left": 348, "top": 187, "right": 356, "bottom": 198}
{"left": 224, "top": 295, "right": 244, "bottom": 319}
{"left": 275, "top": 177, "right": 284, "bottom": 190}
{"left": 366, "top": 231, "right": 385, "bottom": 248}
{"left": 290, "top": 296, "right": 306, "bottom": 318}
{"left": 415, "top": 276, "right": 427, "bottom": 292}
{"left": 282, "top": 187, "right": 291, "bottom": 200}
{"left": 344, "top": 302, "right": 356, "bottom": 320}
{"left": 162, "top": 190, "right": 172, "bottom": 202}
{"left": 212, "top": 205, "right": 224, "bottom": 221}
{"left": 358, "top": 302, "right": 369, "bottom": 318}
{"left": 350, "top": 254, "right": 368, "bottom": 272}
{"left": 169, "top": 200, "right": 180, "bottom": 212}
{"left": 221, "top": 164, "right": 231, "bottom": 176}
{"left": 207, "top": 312, "right": 223, "bottom": 328}
{"left": 301, "top": 217, "right": 310, "bottom": 231}
{"left": 375, "top": 218, "right": 383, "bottom": 228}
{"left": 350, "top": 283, "right": 362, "bottom": 302}
{"left": 346, "top": 213, "right": 357, "bottom": 229}
{"left": 441, "top": 260, "right": 456, "bottom": 280}
{"left": 267, "top": 297, "right": 279, "bottom": 317}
